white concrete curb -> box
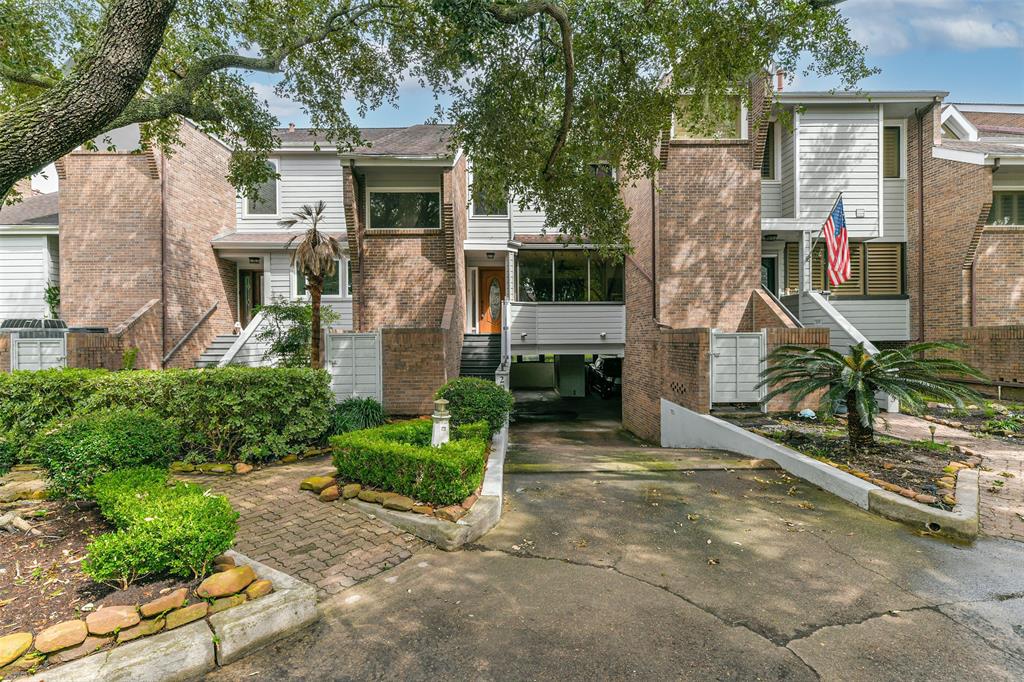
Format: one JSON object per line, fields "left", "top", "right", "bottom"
{"left": 21, "top": 552, "right": 318, "bottom": 681}
{"left": 660, "top": 399, "right": 875, "bottom": 508}
{"left": 659, "top": 399, "right": 979, "bottom": 540}
{"left": 346, "top": 420, "right": 508, "bottom": 551}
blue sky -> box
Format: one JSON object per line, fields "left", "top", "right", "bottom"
{"left": 31, "top": 0, "right": 1024, "bottom": 191}
{"left": 255, "top": 0, "right": 1024, "bottom": 129}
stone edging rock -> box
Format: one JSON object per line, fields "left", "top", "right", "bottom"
{"left": 659, "top": 400, "right": 980, "bottom": 541}
{"left": 15, "top": 552, "right": 317, "bottom": 681}
{"left": 345, "top": 420, "right": 509, "bottom": 551}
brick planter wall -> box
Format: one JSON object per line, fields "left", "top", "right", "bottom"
{"left": 381, "top": 328, "right": 450, "bottom": 416}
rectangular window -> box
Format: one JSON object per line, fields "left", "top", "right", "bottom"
{"left": 761, "top": 122, "right": 776, "bottom": 180}
{"left": 989, "top": 191, "right": 1024, "bottom": 225}
{"left": 883, "top": 126, "right": 902, "bottom": 179}
{"left": 471, "top": 188, "right": 508, "bottom": 217}
{"left": 368, "top": 191, "right": 441, "bottom": 230}
{"left": 672, "top": 95, "right": 743, "bottom": 141}
{"left": 296, "top": 259, "right": 342, "bottom": 297}
{"left": 589, "top": 257, "right": 625, "bottom": 302}
{"left": 554, "top": 251, "right": 588, "bottom": 302}
{"left": 517, "top": 251, "right": 553, "bottom": 302}
{"left": 246, "top": 161, "right": 278, "bottom": 215}
{"left": 865, "top": 243, "right": 904, "bottom": 295}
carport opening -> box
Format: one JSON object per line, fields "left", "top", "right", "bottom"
{"left": 508, "top": 353, "right": 622, "bottom": 421}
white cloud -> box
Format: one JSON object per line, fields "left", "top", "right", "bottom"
{"left": 839, "top": 0, "right": 1024, "bottom": 55}
{"left": 250, "top": 81, "right": 308, "bottom": 127}
{"left": 32, "top": 164, "right": 58, "bottom": 193}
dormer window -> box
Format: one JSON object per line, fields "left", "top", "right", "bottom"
{"left": 245, "top": 160, "right": 279, "bottom": 216}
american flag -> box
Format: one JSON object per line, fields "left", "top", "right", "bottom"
{"left": 822, "top": 197, "right": 850, "bottom": 287}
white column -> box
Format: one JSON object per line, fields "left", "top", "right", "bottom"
{"left": 799, "top": 230, "right": 814, "bottom": 293}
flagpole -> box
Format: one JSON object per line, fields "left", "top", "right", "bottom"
{"left": 804, "top": 192, "right": 844, "bottom": 294}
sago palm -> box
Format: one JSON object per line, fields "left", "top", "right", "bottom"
{"left": 759, "top": 342, "right": 985, "bottom": 452}
{"left": 281, "top": 201, "right": 343, "bottom": 368}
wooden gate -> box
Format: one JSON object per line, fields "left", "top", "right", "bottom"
{"left": 710, "top": 331, "right": 765, "bottom": 404}
{"left": 326, "top": 332, "right": 381, "bottom": 402}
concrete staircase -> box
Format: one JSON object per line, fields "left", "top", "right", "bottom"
{"left": 460, "top": 333, "right": 502, "bottom": 379}
{"left": 194, "top": 334, "right": 238, "bottom": 368}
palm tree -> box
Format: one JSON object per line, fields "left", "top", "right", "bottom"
{"left": 281, "top": 201, "right": 342, "bottom": 369}
{"left": 759, "top": 342, "right": 986, "bottom": 452}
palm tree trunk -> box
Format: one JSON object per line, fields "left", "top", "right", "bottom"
{"left": 845, "top": 390, "right": 874, "bottom": 453}
{"left": 310, "top": 283, "right": 322, "bottom": 369}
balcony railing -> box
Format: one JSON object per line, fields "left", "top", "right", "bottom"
{"left": 507, "top": 301, "right": 625, "bottom": 355}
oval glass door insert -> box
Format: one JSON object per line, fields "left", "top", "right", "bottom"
{"left": 489, "top": 279, "right": 501, "bottom": 319}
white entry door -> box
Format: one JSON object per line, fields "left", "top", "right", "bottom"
{"left": 326, "top": 332, "right": 382, "bottom": 402}
{"left": 710, "top": 331, "right": 765, "bottom": 404}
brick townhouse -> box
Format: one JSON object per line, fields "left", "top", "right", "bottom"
{"left": 2, "top": 78, "right": 1022, "bottom": 442}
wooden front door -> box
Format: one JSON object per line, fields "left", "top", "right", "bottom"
{"left": 239, "top": 270, "right": 264, "bottom": 327}
{"left": 478, "top": 268, "right": 505, "bottom": 334}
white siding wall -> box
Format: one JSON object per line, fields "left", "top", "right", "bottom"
{"left": 46, "top": 236, "right": 59, "bottom": 288}
{"left": 235, "top": 154, "right": 346, "bottom": 232}
{"left": 881, "top": 179, "right": 907, "bottom": 241}
{"left": 831, "top": 298, "right": 910, "bottom": 341}
{"left": 798, "top": 292, "right": 861, "bottom": 355}
{"left": 798, "top": 105, "right": 880, "bottom": 235}
{"left": 780, "top": 122, "right": 796, "bottom": 219}
{"left": 265, "top": 249, "right": 353, "bottom": 329}
{"left": 761, "top": 183, "right": 781, "bottom": 219}
{"left": 0, "top": 235, "right": 48, "bottom": 319}
{"left": 508, "top": 303, "right": 625, "bottom": 354}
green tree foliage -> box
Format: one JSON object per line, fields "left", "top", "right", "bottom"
{"left": 760, "top": 342, "right": 986, "bottom": 452}
{"left": 255, "top": 299, "right": 340, "bottom": 368}
{"left": 0, "top": 0, "right": 872, "bottom": 252}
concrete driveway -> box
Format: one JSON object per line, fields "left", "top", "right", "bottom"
{"left": 210, "top": 393, "right": 1024, "bottom": 681}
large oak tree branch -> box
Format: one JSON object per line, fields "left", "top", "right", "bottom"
{"left": 0, "top": 0, "right": 179, "bottom": 197}
{"left": 488, "top": 1, "right": 574, "bottom": 181}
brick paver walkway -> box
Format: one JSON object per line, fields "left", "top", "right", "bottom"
{"left": 188, "top": 458, "right": 424, "bottom": 596}
{"left": 881, "top": 413, "right": 1024, "bottom": 542}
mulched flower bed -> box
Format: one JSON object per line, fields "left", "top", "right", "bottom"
{"left": 0, "top": 500, "right": 195, "bottom": 637}
{"left": 724, "top": 414, "right": 982, "bottom": 510}
{"left": 917, "top": 402, "right": 1024, "bottom": 443}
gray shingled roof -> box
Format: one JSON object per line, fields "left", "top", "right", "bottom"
{"left": 941, "top": 140, "right": 1024, "bottom": 156}
{"left": 211, "top": 230, "right": 346, "bottom": 248}
{"left": 275, "top": 124, "right": 451, "bottom": 157}
{"left": 0, "top": 192, "right": 59, "bottom": 226}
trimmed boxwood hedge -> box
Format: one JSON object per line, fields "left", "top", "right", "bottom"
{"left": 30, "top": 407, "right": 180, "bottom": 499}
{"left": 435, "top": 377, "right": 514, "bottom": 436}
{"left": 0, "top": 367, "right": 333, "bottom": 465}
{"left": 331, "top": 419, "right": 488, "bottom": 506}
{"left": 83, "top": 467, "right": 238, "bottom": 588}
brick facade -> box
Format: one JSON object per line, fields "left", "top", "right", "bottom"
{"left": 763, "top": 327, "right": 830, "bottom": 412}
{"left": 344, "top": 158, "right": 466, "bottom": 414}
{"left": 58, "top": 122, "right": 237, "bottom": 368}
{"left": 972, "top": 228, "right": 1024, "bottom": 327}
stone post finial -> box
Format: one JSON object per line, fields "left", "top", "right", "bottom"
{"left": 431, "top": 398, "right": 451, "bottom": 447}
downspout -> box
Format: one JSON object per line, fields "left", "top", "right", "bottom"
{"left": 160, "top": 152, "right": 167, "bottom": 368}
{"left": 651, "top": 171, "right": 657, "bottom": 322}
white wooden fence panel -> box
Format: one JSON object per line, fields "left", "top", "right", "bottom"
{"left": 327, "top": 332, "right": 381, "bottom": 402}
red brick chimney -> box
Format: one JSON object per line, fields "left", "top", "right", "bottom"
{"left": 775, "top": 70, "right": 785, "bottom": 93}
{"left": 288, "top": 122, "right": 296, "bottom": 132}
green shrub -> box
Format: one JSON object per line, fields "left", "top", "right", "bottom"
{"left": 330, "top": 397, "right": 386, "bottom": 435}
{"left": 435, "top": 377, "right": 514, "bottom": 436}
{"left": 0, "top": 369, "right": 107, "bottom": 459}
{"left": 254, "top": 300, "right": 340, "bottom": 367}
{"left": 1, "top": 367, "right": 333, "bottom": 464}
{"left": 83, "top": 467, "right": 238, "bottom": 588}
{"left": 0, "top": 431, "right": 16, "bottom": 475}
{"left": 31, "top": 408, "right": 179, "bottom": 499}
{"left": 453, "top": 420, "right": 490, "bottom": 443}
{"left": 331, "top": 419, "right": 487, "bottom": 506}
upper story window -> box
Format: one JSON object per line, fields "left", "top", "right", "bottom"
{"left": 671, "top": 95, "right": 743, "bottom": 141}
{"left": 368, "top": 190, "right": 441, "bottom": 230}
{"left": 471, "top": 188, "right": 508, "bottom": 217}
{"left": 989, "top": 191, "right": 1024, "bottom": 225}
{"left": 245, "top": 161, "right": 279, "bottom": 216}
{"left": 517, "top": 250, "right": 624, "bottom": 303}
{"left": 883, "top": 126, "right": 902, "bottom": 179}
{"left": 296, "top": 258, "right": 348, "bottom": 298}
{"left": 761, "top": 121, "right": 777, "bottom": 180}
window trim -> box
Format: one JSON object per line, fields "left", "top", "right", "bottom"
{"left": 514, "top": 248, "right": 624, "bottom": 304}
{"left": 293, "top": 256, "right": 350, "bottom": 301}
{"left": 761, "top": 120, "right": 781, "bottom": 183}
{"left": 882, "top": 122, "right": 906, "bottom": 180}
{"left": 365, "top": 186, "right": 443, "bottom": 231}
{"left": 670, "top": 95, "right": 749, "bottom": 141}
{"left": 241, "top": 159, "right": 281, "bottom": 219}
